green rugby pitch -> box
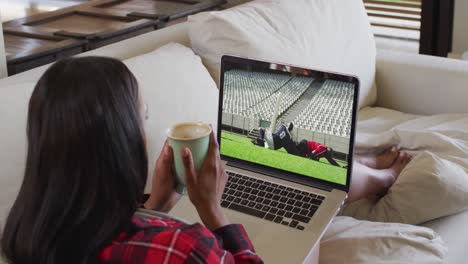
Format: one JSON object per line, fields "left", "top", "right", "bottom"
{"left": 220, "top": 131, "right": 347, "bottom": 185}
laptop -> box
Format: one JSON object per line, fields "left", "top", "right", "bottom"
{"left": 171, "top": 55, "right": 359, "bottom": 263}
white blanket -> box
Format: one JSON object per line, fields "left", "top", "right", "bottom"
{"left": 355, "top": 107, "right": 468, "bottom": 156}
{"left": 343, "top": 107, "right": 468, "bottom": 224}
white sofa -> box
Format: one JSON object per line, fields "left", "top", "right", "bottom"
{"left": 0, "top": 12, "right": 7, "bottom": 78}
{"left": 1, "top": 20, "right": 468, "bottom": 263}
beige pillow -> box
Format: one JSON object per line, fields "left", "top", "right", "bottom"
{"left": 342, "top": 151, "right": 468, "bottom": 225}
{"left": 321, "top": 216, "right": 447, "bottom": 264}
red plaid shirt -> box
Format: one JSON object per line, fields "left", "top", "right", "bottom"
{"left": 98, "top": 213, "right": 263, "bottom": 263}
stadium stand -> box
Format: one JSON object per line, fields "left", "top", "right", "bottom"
{"left": 292, "top": 80, "right": 353, "bottom": 137}
{"left": 223, "top": 70, "right": 290, "bottom": 115}
{"left": 223, "top": 70, "right": 353, "bottom": 138}
{"left": 244, "top": 76, "right": 313, "bottom": 120}
{"left": 223, "top": 70, "right": 313, "bottom": 119}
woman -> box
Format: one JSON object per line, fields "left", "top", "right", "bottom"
{"left": 1, "top": 57, "right": 263, "bottom": 264}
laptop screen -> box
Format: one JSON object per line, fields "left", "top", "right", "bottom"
{"left": 219, "top": 56, "right": 358, "bottom": 187}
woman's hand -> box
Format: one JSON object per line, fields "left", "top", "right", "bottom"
{"left": 144, "top": 140, "right": 181, "bottom": 213}
{"left": 182, "top": 130, "right": 230, "bottom": 230}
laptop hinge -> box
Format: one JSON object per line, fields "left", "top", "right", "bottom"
{"left": 226, "top": 161, "right": 334, "bottom": 192}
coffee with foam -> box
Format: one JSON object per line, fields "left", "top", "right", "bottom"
{"left": 168, "top": 123, "right": 211, "bottom": 140}
{"left": 167, "top": 122, "right": 212, "bottom": 194}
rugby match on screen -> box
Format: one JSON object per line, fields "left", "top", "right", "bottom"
{"left": 220, "top": 63, "right": 355, "bottom": 185}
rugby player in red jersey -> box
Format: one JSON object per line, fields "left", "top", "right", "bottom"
{"left": 296, "top": 139, "right": 341, "bottom": 167}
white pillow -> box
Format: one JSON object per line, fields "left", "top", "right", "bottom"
{"left": 342, "top": 151, "right": 468, "bottom": 225}
{"left": 321, "top": 216, "right": 447, "bottom": 264}
{"left": 123, "top": 43, "right": 219, "bottom": 192}
{"left": 188, "top": 0, "right": 377, "bottom": 109}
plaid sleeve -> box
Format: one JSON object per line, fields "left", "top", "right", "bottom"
{"left": 183, "top": 224, "right": 263, "bottom": 264}
{"left": 213, "top": 225, "right": 254, "bottom": 253}
{"left": 98, "top": 217, "right": 263, "bottom": 264}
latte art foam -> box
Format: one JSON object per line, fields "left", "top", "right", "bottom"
{"left": 168, "top": 123, "right": 211, "bottom": 140}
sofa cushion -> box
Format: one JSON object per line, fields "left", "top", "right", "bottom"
{"left": 0, "top": 83, "right": 35, "bottom": 227}
{"left": 188, "top": 0, "right": 377, "bottom": 109}
{"left": 321, "top": 216, "right": 447, "bottom": 264}
{"left": 123, "top": 43, "right": 219, "bottom": 192}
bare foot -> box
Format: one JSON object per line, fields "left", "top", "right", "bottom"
{"left": 372, "top": 152, "right": 412, "bottom": 196}
{"left": 377, "top": 152, "right": 412, "bottom": 188}
{"left": 356, "top": 146, "right": 399, "bottom": 170}
{"left": 384, "top": 152, "right": 412, "bottom": 180}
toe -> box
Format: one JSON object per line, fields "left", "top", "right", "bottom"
{"left": 390, "top": 146, "right": 400, "bottom": 157}
{"left": 403, "top": 152, "right": 410, "bottom": 160}
{"left": 398, "top": 153, "right": 407, "bottom": 163}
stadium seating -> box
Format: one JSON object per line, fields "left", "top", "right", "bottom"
{"left": 292, "top": 80, "right": 354, "bottom": 137}
{"left": 244, "top": 76, "right": 313, "bottom": 120}
{"left": 223, "top": 69, "right": 290, "bottom": 115}
{"left": 223, "top": 70, "right": 312, "bottom": 118}
{"left": 223, "top": 70, "right": 353, "bottom": 137}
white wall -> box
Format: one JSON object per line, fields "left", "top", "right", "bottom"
{"left": 0, "top": 10, "right": 7, "bottom": 78}
{"left": 453, "top": 0, "right": 468, "bottom": 54}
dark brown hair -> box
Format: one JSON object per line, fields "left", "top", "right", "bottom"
{"left": 1, "top": 57, "right": 148, "bottom": 264}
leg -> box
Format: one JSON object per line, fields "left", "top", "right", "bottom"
{"left": 288, "top": 122, "right": 294, "bottom": 132}
{"left": 312, "top": 148, "right": 327, "bottom": 162}
{"left": 310, "top": 152, "right": 319, "bottom": 161}
{"left": 258, "top": 128, "right": 265, "bottom": 140}
{"left": 282, "top": 139, "right": 300, "bottom": 155}
{"left": 252, "top": 138, "right": 265, "bottom": 146}
{"left": 347, "top": 152, "right": 412, "bottom": 203}
{"left": 251, "top": 128, "right": 265, "bottom": 146}
{"left": 355, "top": 146, "right": 399, "bottom": 169}
{"left": 324, "top": 151, "right": 340, "bottom": 167}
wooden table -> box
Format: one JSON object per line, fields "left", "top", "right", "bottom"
{"left": 3, "top": 0, "right": 226, "bottom": 75}
{"left": 4, "top": 31, "right": 87, "bottom": 75}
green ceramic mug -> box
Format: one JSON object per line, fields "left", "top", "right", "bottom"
{"left": 167, "top": 122, "right": 211, "bottom": 194}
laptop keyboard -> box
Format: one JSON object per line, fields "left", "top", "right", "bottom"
{"left": 221, "top": 171, "right": 325, "bottom": 231}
